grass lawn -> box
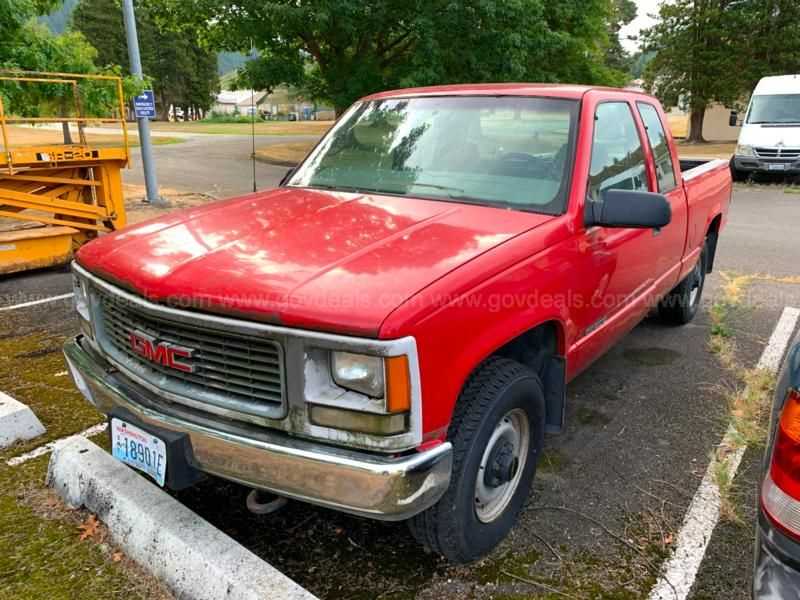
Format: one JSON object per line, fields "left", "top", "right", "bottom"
{"left": 0, "top": 126, "right": 183, "bottom": 148}
{"left": 676, "top": 141, "right": 735, "bottom": 160}
{"left": 255, "top": 141, "right": 316, "bottom": 165}
{"left": 0, "top": 322, "right": 172, "bottom": 600}
{"left": 149, "top": 120, "right": 333, "bottom": 136}
{"left": 0, "top": 126, "right": 182, "bottom": 150}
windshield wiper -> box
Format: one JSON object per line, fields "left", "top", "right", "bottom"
{"left": 446, "top": 194, "right": 516, "bottom": 209}
{"left": 411, "top": 182, "right": 516, "bottom": 208}
{"left": 411, "top": 182, "right": 466, "bottom": 193}
{"left": 305, "top": 183, "right": 398, "bottom": 195}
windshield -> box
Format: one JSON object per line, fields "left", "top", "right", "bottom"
{"left": 288, "top": 96, "right": 579, "bottom": 214}
{"left": 747, "top": 94, "right": 800, "bottom": 124}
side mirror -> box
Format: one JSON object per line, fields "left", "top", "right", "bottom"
{"left": 279, "top": 167, "right": 296, "bottom": 186}
{"left": 729, "top": 111, "right": 738, "bottom": 127}
{"left": 588, "top": 189, "right": 671, "bottom": 229}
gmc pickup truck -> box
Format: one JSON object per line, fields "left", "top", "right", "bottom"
{"left": 64, "top": 84, "right": 732, "bottom": 563}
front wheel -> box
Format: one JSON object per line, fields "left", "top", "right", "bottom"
{"left": 658, "top": 242, "right": 708, "bottom": 325}
{"left": 407, "top": 357, "right": 544, "bottom": 563}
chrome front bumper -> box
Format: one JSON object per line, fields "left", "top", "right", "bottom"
{"left": 64, "top": 335, "right": 452, "bottom": 521}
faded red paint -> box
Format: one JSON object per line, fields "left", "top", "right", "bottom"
{"left": 78, "top": 85, "right": 732, "bottom": 446}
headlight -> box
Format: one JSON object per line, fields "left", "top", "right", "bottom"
{"left": 308, "top": 350, "right": 413, "bottom": 436}
{"left": 72, "top": 272, "right": 91, "bottom": 322}
{"left": 736, "top": 144, "right": 755, "bottom": 157}
{"left": 331, "top": 351, "right": 384, "bottom": 397}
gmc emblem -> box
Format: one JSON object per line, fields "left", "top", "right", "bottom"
{"left": 128, "top": 330, "right": 195, "bottom": 373}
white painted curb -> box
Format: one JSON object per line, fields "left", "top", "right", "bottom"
{"left": 47, "top": 436, "right": 319, "bottom": 600}
{"left": 0, "top": 391, "right": 46, "bottom": 448}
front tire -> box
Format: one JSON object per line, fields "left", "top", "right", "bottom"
{"left": 658, "top": 241, "right": 708, "bottom": 325}
{"left": 407, "top": 357, "right": 544, "bottom": 563}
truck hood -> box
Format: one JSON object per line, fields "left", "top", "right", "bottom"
{"left": 77, "top": 187, "right": 553, "bottom": 336}
{"left": 738, "top": 123, "right": 800, "bottom": 148}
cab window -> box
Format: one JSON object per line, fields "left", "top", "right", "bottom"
{"left": 637, "top": 102, "right": 677, "bottom": 192}
{"left": 588, "top": 102, "right": 648, "bottom": 201}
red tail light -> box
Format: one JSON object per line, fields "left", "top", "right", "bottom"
{"left": 762, "top": 388, "right": 800, "bottom": 540}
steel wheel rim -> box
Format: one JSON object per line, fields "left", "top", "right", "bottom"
{"left": 475, "top": 408, "right": 530, "bottom": 523}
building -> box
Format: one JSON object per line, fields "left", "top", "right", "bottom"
{"left": 666, "top": 104, "right": 741, "bottom": 142}
{"left": 627, "top": 79, "right": 742, "bottom": 141}
{"left": 210, "top": 88, "right": 334, "bottom": 120}
{"left": 210, "top": 90, "right": 269, "bottom": 116}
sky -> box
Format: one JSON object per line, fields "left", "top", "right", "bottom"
{"left": 620, "top": 0, "right": 662, "bottom": 53}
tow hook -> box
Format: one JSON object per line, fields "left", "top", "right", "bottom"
{"left": 246, "top": 489, "right": 288, "bottom": 515}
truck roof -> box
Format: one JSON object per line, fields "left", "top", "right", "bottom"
{"left": 754, "top": 74, "right": 800, "bottom": 95}
{"left": 362, "top": 83, "right": 651, "bottom": 102}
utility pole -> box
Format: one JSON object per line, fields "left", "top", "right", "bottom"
{"left": 122, "top": 0, "right": 166, "bottom": 206}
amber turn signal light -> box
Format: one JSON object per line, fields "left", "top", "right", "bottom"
{"left": 385, "top": 355, "right": 411, "bottom": 413}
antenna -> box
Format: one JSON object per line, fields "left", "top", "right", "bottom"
{"left": 249, "top": 38, "right": 257, "bottom": 193}
{"left": 251, "top": 86, "right": 257, "bottom": 193}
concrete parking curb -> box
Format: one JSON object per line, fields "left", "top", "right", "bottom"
{"left": 0, "top": 391, "right": 45, "bottom": 448}
{"left": 47, "top": 436, "right": 319, "bottom": 600}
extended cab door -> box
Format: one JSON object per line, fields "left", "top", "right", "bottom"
{"left": 635, "top": 101, "right": 688, "bottom": 294}
{"left": 581, "top": 100, "right": 658, "bottom": 322}
{"left": 571, "top": 96, "right": 687, "bottom": 366}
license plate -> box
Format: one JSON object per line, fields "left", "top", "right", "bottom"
{"left": 111, "top": 418, "right": 167, "bottom": 486}
{"left": 768, "top": 163, "right": 786, "bottom": 171}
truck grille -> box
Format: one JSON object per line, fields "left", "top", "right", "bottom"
{"left": 755, "top": 147, "right": 800, "bottom": 160}
{"left": 95, "top": 289, "right": 286, "bottom": 419}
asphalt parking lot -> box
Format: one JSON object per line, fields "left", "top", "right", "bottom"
{"left": 1, "top": 181, "right": 799, "bottom": 599}
{"left": 124, "top": 134, "right": 314, "bottom": 199}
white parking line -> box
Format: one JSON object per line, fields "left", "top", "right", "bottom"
{"left": 0, "top": 293, "right": 74, "bottom": 312}
{"left": 6, "top": 422, "right": 107, "bottom": 466}
{"left": 648, "top": 306, "right": 800, "bottom": 600}
{"left": 758, "top": 307, "right": 800, "bottom": 371}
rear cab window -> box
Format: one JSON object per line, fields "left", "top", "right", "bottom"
{"left": 637, "top": 102, "right": 678, "bottom": 192}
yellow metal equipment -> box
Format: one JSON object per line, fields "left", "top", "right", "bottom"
{"left": 0, "top": 71, "right": 129, "bottom": 275}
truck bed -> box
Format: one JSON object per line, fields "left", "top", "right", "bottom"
{"left": 680, "top": 158, "right": 729, "bottom": 179}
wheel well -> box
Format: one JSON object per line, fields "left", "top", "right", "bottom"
{"left": 493, "top": 321, "right": 566, "bottom": 433}
{"left": 495, "top": 321, "right": 560, "bottom": 378}
{"left": 705, "top": 214, "right": 722, "bottom": 273}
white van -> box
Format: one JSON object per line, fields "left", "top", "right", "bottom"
{"left": 731, "top": 75, "right": 800, "bottom": 180}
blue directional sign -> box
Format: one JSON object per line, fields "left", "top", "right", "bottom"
{"left": 133, "top": 90, "right": 156, "bottom": 119}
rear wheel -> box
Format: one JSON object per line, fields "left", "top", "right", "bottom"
{"left": 658, "top": 241, "right": 708, "bottom": 325}
{"left": 407, "top": 357, "right": 544, "bottom": 563}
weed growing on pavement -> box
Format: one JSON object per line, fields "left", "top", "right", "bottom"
{"left": 711, "top": 452, "right": 740, "bottom": 523}
{"left": 706, "top": 271, "right": 777, "bottom": 522}
{"left": 470, "top": 510, "right": 668, "bottom": 599}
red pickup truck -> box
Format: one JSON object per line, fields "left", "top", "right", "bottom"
{"left": 64, "top": 84, "right": 732, "bottom": 563}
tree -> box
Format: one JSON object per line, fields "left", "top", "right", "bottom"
{"left": 605, "top": 0, "right": 637, "bottom": 75}
{"left": 737, "top": 0, "right": 800, "bottom": 92}
{"left": 0, "top": 0, "right": 57, "bottom": 40}
{"left": 642, "top": 0, "right": 747, "bottom": 142}
{"left": 152, "top": 0, "right": 629, "bottom": 116}
{"left": 0, "top": 1, "right": 130, "bottom": 142}
{"left": 72, "top": 0, "right": 219, "bottom": 119}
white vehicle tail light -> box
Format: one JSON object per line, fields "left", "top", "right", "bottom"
{"left": 762, "top": 388, "right": 800, "bottom": 540}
